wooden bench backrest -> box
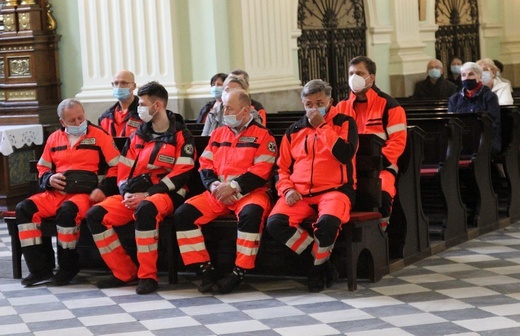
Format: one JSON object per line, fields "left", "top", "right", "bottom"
{"left": 187, "top": 133, "right": 383, "bottom": 212}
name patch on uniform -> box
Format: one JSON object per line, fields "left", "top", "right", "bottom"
{"left": 127, "top": 120, "right": 140, "bottom": 128}
{"left": 80, "top": 138, "right": 96, "bottom": 145}
{"left": 158, "top": 154, "right": 175, "bottom": 164}
{"left": 239, "top": 136, "right": 257, "bottom": 143}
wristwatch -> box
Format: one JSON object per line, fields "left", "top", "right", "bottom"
{"left": 143, "top": 192, "right": 150, "bottom": 198}
{"left": 230, "top": 181, "right": 239, "bottom": 192}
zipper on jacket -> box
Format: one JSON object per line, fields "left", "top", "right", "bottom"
{"left": 309, "top": 133, "right": 317, "bottom": 195}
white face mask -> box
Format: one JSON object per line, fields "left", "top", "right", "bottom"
{"left": 223, "top": 107, "right": 246, "bottom": 128}
{"left": 481, "top": 71, "right": 493, "bottom": 85}
{"left": 138, "top": 106, "right": 154, "bottom": 122}
{"left": 349, "top": 74, "right": 370, "bottom": 93}
{"left": 65, "top": 119, "right": 88, "bottom": 136}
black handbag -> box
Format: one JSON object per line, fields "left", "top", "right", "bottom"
{"left": 125, "top": 147, "right": 153, "bottom": 193}
{"left": 63, "top": 170, "right": 99, "bottom": 194}
{"left": 127, "top": 173, "right": 153, "bottom": 192}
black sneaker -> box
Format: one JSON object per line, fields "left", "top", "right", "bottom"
{"left": 97, "top": 275, "right": 137, "bottom": 289}
{"left": 323, "top": 261, "right": 339, "bottom": 288}
{"left": 198, "top": 262, "right": 217, "bottom": 293}
{"left": 308, "top": 264, "right": 325, "bottom": 293}
{"left": 51, "top": 268, "right": 80, "bottom": 286}
{"left": 212, "top": 266, "right": 245, "bottom": 294}
{"left": 21, "top": 270, "right": 54, "bottom": 286}
{"left": 136, "top": 278, "right": 158, "bottom": 295}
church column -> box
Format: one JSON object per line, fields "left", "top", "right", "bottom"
{"left": 225, "top": 0, "right": 302, "bottom": 113}
{"left": 387, "top": 0, "right": 433, "bottom": 97}
{"left": 75, "top": 0, "right": 181, "bottom": 106}
{"left": 498, "top": 1, "right": 520, "bottom": 86}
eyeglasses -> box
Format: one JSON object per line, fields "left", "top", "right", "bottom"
{"left": 111, "top": 81, "right": 134, "bottom": 87}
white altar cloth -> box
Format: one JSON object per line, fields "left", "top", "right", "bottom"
{"left": 0, "top": 124, "right": 44, "bottom": 156}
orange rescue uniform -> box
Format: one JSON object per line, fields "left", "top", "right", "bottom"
{"left": 174, "top": 118, "right": 277, "bottom": 270}
{"left": 336, "top": 86, "right": 407, "bottom": 224}
{"left": 16, "top": 123, "right": 120, "bottom": 275}
{"left": 266, "top": 106, "right": 358, "bottom": 265}
{"left": 86, "top": 111, "right": 195, "bottom": 282}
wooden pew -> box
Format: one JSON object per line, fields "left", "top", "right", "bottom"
{"left": 406, "top": 115, "right": 467, "bottom": 247}
{"left": 388, "top": 126, "right": 431, "bottom": 263}
{"left": 408, "top": 111, "right": 498, "bottom": 237}
{"left": 492, "top": 106, "right": 520, "bottom": 222}
{"left": 166, "top": 134, "right": 388, "bottom": 291}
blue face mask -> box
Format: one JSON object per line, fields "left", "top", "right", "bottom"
{"left": 113, "top": 87, "right": 131, "bottom": 100}
{"left": 451, "top": 65, "right": 461, "bottom": 75}
{"left": 428, "top": 68, "right": 441, "bottom": 79}
{"left": 306, "top": 107, "right": 327, "bottom": 117}
{"left": 65, "top": 120, "right": 88, "bottom": 136}
{"left": 210, "top": 86, "right": 223, "bottom": 100}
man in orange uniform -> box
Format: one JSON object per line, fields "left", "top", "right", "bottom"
{"left": 16, "top": 98, "right": 120, "bottom": 286}
{"left": 266, "top": 79, "right": 358, "bottom": 292}
{"left": 86, "top": 81, "right": 196, "bottom": 294}
{"left": 173, "top": 89, "right": 277, "bottom": 294}
{"left": 98, "top": 70, "right": 141, "bottom": 137}
{"left": 336, "top": 56, "right": 407, "bottom": 231}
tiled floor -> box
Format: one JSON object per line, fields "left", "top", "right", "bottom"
{"left": 1, "top": 220, "right": 520, "bottom": 335}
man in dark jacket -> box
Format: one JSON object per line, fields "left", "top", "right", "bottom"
{"left": 413, "top": 59, "right": 457, "bottom": 99}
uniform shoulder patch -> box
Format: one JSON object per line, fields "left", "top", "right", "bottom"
{"left": 267, "top": 141, "right": 276, "bottom": 153}
{"left": 183, "top": 143, "right": 194, "bottom": 156}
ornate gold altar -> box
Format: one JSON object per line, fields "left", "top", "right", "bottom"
{"left": 0, "top": 0, "right": 61, "bottom": 125}
{"left": 0, "top": 0, "right": 61, "bottom": 210}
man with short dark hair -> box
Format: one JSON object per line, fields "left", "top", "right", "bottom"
{"left": 86, "top": 81, "right": 196, "bottom": 295}
{"left": 336, "top": 56, "right": 407, "bottom": 232}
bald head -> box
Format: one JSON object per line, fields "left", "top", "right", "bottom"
{"left": 112, "top": 70, "right": 137, "bottom": 102}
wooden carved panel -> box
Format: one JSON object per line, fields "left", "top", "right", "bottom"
{"left": 2, "top": 13, "right": 15, "bottom": 31}
{"left": 8, "top": 57, "right": 31, "bottom": 77}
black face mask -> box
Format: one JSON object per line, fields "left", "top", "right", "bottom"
{"left": 462, "top": 79, "right": 478, "bottom": 90}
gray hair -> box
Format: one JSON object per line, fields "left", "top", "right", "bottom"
{"left": 223, "top": 74, "right": 248, "bottom": 90}
{"left": 57, "top": 98, "right": 84, "bottom": 119}
{"left": 230, "top": 69, "right": 249, "bottom": 86}
{"left": 461, "top": 62, "right": 483, "bottom": 77}
{"left": 301, "top": 79, "right": 332, "bottom": 99}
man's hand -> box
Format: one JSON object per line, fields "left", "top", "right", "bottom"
{"left": 284, "top": 188, "right": 302, "bottom": 206}
{"left": 121, "top": 192, "right": 147, "bottom": 210}
{"left": 306, "top": 108, "right": 325, "bottom": 128}
{"left": 89, "top": 188, "right": 106, "bottom": 204}
{"left": 213, "top": 182, "right": 237, "bottom": 204}
{"left": 49, "top": 173, "right": 66, "bottom": 191}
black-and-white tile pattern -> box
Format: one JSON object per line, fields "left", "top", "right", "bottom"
{"left": 1, "top": 220, "right": 520, "bottom": 335}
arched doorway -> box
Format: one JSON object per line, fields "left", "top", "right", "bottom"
{"left": 297, "top": 0, "right": 367, "bottom": 103}
{"left": 435, "top": 0, "right": 480, "bottom": 69}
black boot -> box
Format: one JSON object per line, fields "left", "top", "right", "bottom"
{"left": 198, "top": 261, "right": 217, "bottom": 293}
{"left": 308, "top": 264, "right": 325, "bottom": 293}
{"left": 213, "top": 266, "right": 245, "bottom": 294}
{"left": 21, "top": 244, "right": 54, "bottom": 286}
{"left": 52, "top": 246, "right": 80, "bottom": 286}
{"left": 323, "top": 260, "right": 339, "bottom": 288}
